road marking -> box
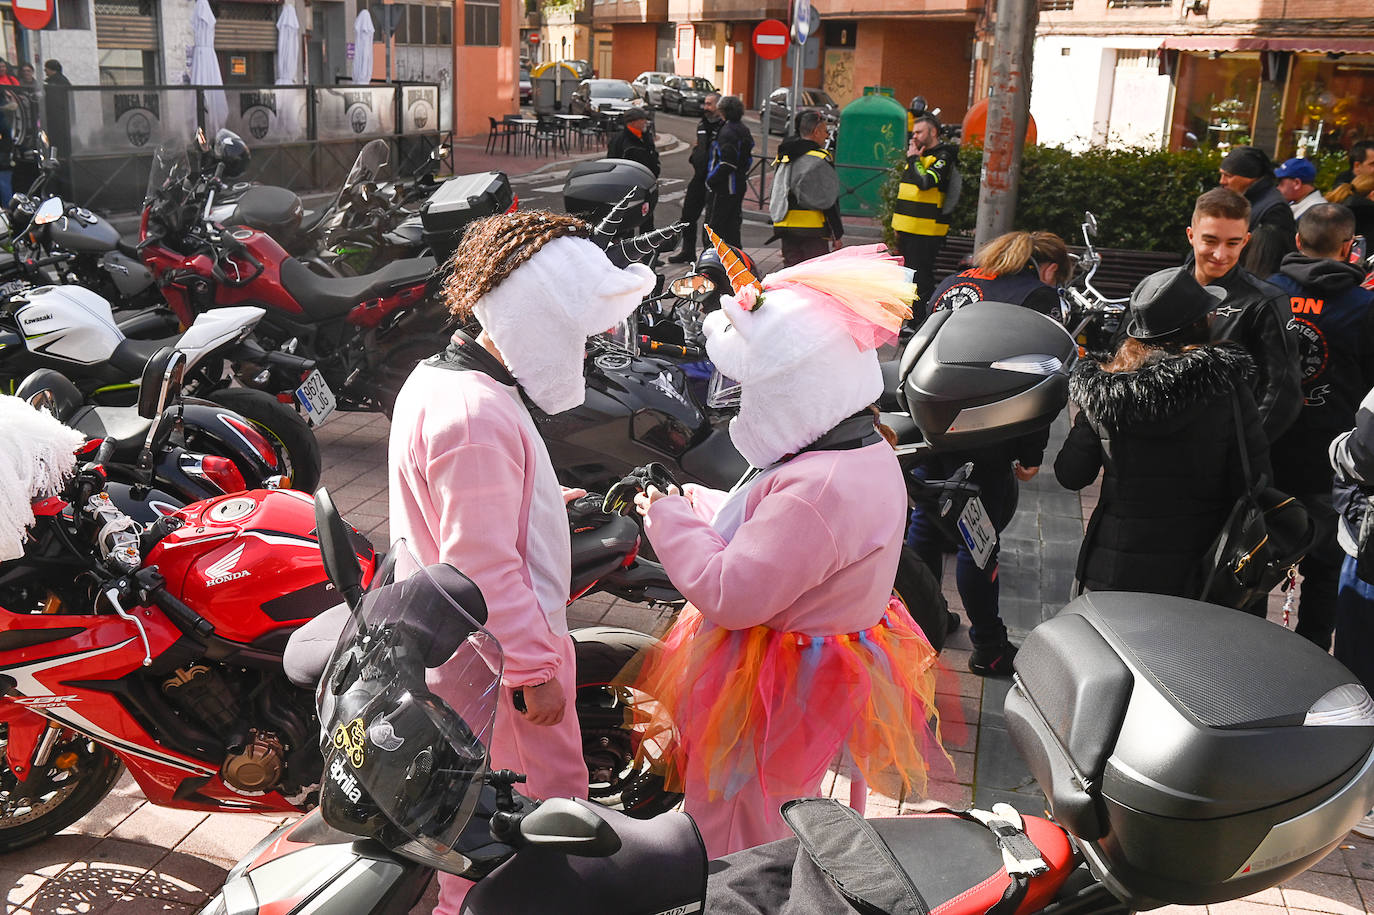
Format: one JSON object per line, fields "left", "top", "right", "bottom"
{"left": 659, "top": 191, "right": 686, "bottom": 204}
{"left": 534, "top": 184, "right": 565, "bottom": 193}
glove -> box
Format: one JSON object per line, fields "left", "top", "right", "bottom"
{"left": 602, "top": 462, "right": 680, "bottom": 515}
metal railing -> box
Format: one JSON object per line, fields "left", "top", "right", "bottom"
{"left": 60, "top": 82, "right": 446, "bottom": 213}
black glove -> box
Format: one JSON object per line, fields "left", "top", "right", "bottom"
{"left": 602, "top": 462, "right": 680, "bottom": 515}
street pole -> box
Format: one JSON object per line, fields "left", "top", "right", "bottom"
{"left": 972, "top": 0, "right": 1039, "bottom": 250}
{"left": 788, "top": 41, "right": 803, "bottom": 138}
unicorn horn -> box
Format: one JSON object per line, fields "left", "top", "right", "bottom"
{"left": 593, "top": 189, "right": 643, "bottom": 246}
{"left": 705, "top": 226, "right": 762, "bottom": 294}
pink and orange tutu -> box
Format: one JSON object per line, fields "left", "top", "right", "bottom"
{"left": 632, "top": 597, "right": 953, "bottom": 804}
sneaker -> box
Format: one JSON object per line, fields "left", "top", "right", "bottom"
{"left": 667, "top": 251, "right": 696, "bottom": 264}
{"left": 969, "top": 641, "right": 1018, "bottom": 677}
{"left": 1353, "top": 810, "right": 1374, "bottom": 839}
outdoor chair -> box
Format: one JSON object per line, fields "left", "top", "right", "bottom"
{"left": 486, "top": 116, "right": 516, "bottom": 155}
{"left": 532, "top": 115, "right": 564, "bottom": 156}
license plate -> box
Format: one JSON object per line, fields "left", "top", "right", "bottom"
{"left": 957, "top": 495, "right": 998, "bottom": 570}
{"left": 294, "top": 369, "right": 337, "bottom": 426}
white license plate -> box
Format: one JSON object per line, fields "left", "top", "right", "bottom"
{"left": 294, "top": 369, "right": 337, "bottom": 426}
{"left": 957, "top": 495, "right": 998, "bottom": 570}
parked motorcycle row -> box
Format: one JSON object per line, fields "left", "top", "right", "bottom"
{"left": 3, "top": 123, "right": 1374, "bottom": 915}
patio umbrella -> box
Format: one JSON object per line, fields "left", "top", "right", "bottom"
{"left": 275, "top": 4, "right": 303, "bottom": 140}
{"left": 275, "top": 4, "right": 301, "bottom": 85}
{"left": 352, "top": 9, "right": 375, "bottom": 85}
{"left": 190, "top": 0, "right": 228, "bottom": 135}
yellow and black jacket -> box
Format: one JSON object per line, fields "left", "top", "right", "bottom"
{"left": 892, "top": 141, "right": 958, "bottom": 239}
{"left": 771, "top": 136, "right": 843, "bottom": 240}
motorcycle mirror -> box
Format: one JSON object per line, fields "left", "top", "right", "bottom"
{"left": 137, "top": 347, "right": 186, "bottom": 420}
{"left": 669, "top": 273, "right": 715, "bottom": 302}
{"left": 32, "top": 197, "right": 63, "bottom": 226}
{"left": 1084, "top": 211, "right": 1099, "bottom": 235}
{"left": 314, "top": 488, "right": 365, "bottom": 613}
{"left": 931, "top": 106, "right": 942, "bottom": 118}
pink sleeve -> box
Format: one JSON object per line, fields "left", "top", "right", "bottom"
{"left": 681, "top": 483, "right": 729, "bottom": 522}
{"left": 643, "top": 489, "right": 840, "bottom": 629}
{"left": 425, "top": 438, "right": 564, "bottom": 688}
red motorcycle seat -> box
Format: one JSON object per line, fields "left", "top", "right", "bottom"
{"left": 279, "top": 256, "right": 437, "bottom": 321}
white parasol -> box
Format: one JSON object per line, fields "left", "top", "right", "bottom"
{"left": 352, "top": 9, "right": 375, "bottom": 85}
{"left": 190, "top": 0, "right": 228, "bottom": 134}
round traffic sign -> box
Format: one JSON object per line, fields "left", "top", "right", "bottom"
{"left": 752, "top": 20, "right": 789, "bottom": 61}
{"left": 528, "top": 33, "right": 540, "bottom": 44}
{"left": 12, "top": 0, "right": 53, "bottom": 31}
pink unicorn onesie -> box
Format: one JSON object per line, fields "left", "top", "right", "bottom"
{"left": 634, "top": 232, "right": 950, "bottom": 858}
{"left": 387, "top": 211, "right": 655, "bottom": 914}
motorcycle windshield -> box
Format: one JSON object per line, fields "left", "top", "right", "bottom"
{"left": 706, "top": 368, "right": 741, "bottom": 409}
{"left": 316, "top": 540, "right": 502, "bottom": 864}
{"left": 145, "top": 141, "right": 192, "bottom": 208}
{"left": 341, "top": 139, "right": 391, "bottom": 196}
{"left": 592, "top": 318, "right": 636, "bottom": 354}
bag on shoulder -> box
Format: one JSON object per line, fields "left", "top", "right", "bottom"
{"left": 1198, "top": 396, "right": 1314, "bottom": 610}
{"left": 769, "top": 158, "right": 792, "bottom": 224}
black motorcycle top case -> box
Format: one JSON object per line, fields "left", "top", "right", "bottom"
{"left": 420, "top": 171, "right": 513, "bottom": 262}
{"left": 562, "top": 158, "right": 658, "bottom": 229}
{"left": 900, "top": 302, "right": 1076, "bottom": 451}
{"left": 1005, "top": 592, "right": 1374, "bottom": 910}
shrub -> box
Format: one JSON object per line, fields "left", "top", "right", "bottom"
{"left": 879, "top": 143, "right": 1228, "bottom": 254}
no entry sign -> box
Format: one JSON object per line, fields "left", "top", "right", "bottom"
{"left": 752, "top": 20, "right": 789, "bottom": 61}
{"left": 13, "top": 0, "right": 53, "bottom": 31}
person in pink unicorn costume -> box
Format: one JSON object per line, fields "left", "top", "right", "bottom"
{"left": 633, "top": 230, "right": 951, "bottom": 858}
{"left": 387, "top": 210, "right": 656, "bottom": 913}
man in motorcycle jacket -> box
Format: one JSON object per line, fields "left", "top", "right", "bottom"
{"left": 1266, "top": 204, "right": 1374, "bottom": 652}
{"left": 388, "top": 210, "right": 655, "bottom": 914}
{"left": 1187, "top": 187, "right": 1303, "bottom": 443}
{"left": 769, "top": 110, "right": 843, "bottom": 267}
{"left": 893, "top": 114, "right": 959, "bottom": 313}
{"left": 607, "top": 108, "right": 660, "bottom": 178}
{"left": 1218, "top": 146, "right": 1298, "bottom": 278}
{"left": 669, "top": 92, "right": 721, "bottom": 264}
{"left": 704, "top": 96, "right": 754, "bottom": 247}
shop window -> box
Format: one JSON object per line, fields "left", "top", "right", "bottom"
{"left": 98, "top": 48, "right": 156, "bottom": 84}
{"left": 46, "top": 0, "right": 91, "bottom": 31}
{"left": 1170, "top": 52, "right": 1260, "bottom": 151}
{"left": 465, "top": 0, "right": 500, "bottom": 47}
{"left": 1281, "top": 56, "right": 1374, "bottom": 160}
{"left": 215, "top": 49, "right": 274, "bottom": 84}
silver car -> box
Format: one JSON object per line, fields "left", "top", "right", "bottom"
{"left": 762, "top": 86, "right": 840, "bottom": 135}
{"left": 631, "top": 71, "right": 674, "bottom": 108}
{"left": 660, "top": 76, "right": 717, "bottom": 116}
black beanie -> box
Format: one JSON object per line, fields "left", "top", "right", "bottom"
{"left": 1220, "top": 146, "right": 1270, "bottom": 179}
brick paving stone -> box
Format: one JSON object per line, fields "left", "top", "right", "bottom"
{"left": 128, "top": 852, "right": 232, "bottom": 904}
{"left": 1210, "top": 901, "right": 1290, "bottom": 915}
{"left": 1282, "top": 870, "right": 1368, "bottom": 915}
{"left": 107, "top": 806, "right": 207, "bottom": 849}
{"left": 171, "top": 813, "right": 286, "bottom": 864}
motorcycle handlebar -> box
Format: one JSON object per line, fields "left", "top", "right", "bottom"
{"left": 210, "top": 236, "right": 266, "bottom": 288}
{"left": 146, "top": 583, "right": 217, "bottom": 639}
{"left": 639, "top": 337, "right": 703, "bottom": 359}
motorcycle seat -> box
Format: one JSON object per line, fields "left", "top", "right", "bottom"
{"left": 66, "top": 405, "right": 152, "bottom": 460}
{"left": 878, "top": 357, "right": 903, "bottom": 412}
{"left": 881, "top": 411, "right": 923, "bottom": 450}
{"left": 570, "top": 514, "right": 641, "bottom": 596}
{"left": 109, "top": 334, "right": 183, "bottom": 380}
{"left": 279, "top": 255, "right": 437, "bottom": 321}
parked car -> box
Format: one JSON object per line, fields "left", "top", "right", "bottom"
{"left": 569, "top": 78, "right": 653, "bottom": 121}
{"left": 659, "top": 76, "right": 716, "bottom": 115}
{"left": 631, "top": 71, "right": 674, "bottom": 107}
{"left": 762, "top": 86, "right": 840, "bottom": 134}
{"left": 519, "top": 66, "right": 532, "bottom": 105}
{"left": 564, "top": 58, "right": 595, "bottom": 79}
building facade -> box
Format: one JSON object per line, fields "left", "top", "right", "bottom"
{"left": 1031, "top": 0, "right": 1374, "bottom": 159}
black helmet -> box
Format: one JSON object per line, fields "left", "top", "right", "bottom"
{"left": 213, "top": 128, "right": 251, "bottom": 179}
{"left": 692, "top": 242, "right": 760, "bottom": 313}
{"left": 909, "top": 95, "right": 928, "bottom": 116}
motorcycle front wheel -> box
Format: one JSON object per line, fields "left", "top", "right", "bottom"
{"left": 206, "top": 387, "right": 323, "bottom": 493}
{"left": 0, "top": 726, "right": 123, "bottom": 853}
{"left": 893, "top": 545, "right": 950, "bottom": 654}
{"left": 573, "top": 627, "right": 683, "bottom": 819}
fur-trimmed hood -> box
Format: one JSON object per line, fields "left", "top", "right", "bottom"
{"left": 1070, "top": 344, "right": 1254, "bottom": 434}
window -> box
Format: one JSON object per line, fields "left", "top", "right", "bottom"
{"left": 48, "top": 0, "right": 92, "bottom": 31}
{"left": 1106, "top": 0, "right": 1170, "bottom": 7}
{"left": 98, "top": 48, "right": 156, "bottom": 84}
{"left": 394, "top": 5, "right": 409, "bottom": 42}
{"left": 437, "top": 7, "right": 452, "bottom": 45}
{"left": 465, "top": 0, "right": 500, "bottom": 47}
{"left": 408, "top": 4, "right": 423, "bottom": 43}
{"left": 1039, "top": 0, "right": 1074, "bottom": 9}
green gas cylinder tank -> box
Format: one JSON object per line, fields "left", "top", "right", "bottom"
{"left": 835, "top": 87, "right": 907, "bottom": 217}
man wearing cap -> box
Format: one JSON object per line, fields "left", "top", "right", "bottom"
{"left": 1187, "top": 187, "right": 1302, "bottom": 442}
{"left": 1266, "top": 204, "right": 1374, "bottom": 650}
{"left": 1219, "top": 145, "right": 1298, "bottom": 276}
{"left": 606, "top": 108, "right": 660, "bottom": 178}
{"left": 1275, "top": 158, "right": 1325, "bottom": 220}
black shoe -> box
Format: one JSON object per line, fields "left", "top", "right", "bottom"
{"left": 968, "top": 641, "right": 1017, "bottom": 677}
{"left": 945, "top": 611, "right": 961, "bottom": 635}
{"left": 668, "top": 251, "right": 696, "bottom": 264}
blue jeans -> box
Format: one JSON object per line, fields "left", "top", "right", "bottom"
{"left": 0, "top": 170, "right": 13, "bottom": 208}
{"left": 1335, "top": 555, "right": 1374, "bottom": 694}
{"left": 906, "top": 466, "right": 1017, "bottom": 649}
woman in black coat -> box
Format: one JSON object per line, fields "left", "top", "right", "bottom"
{"left": 1054, "top": 267, "right": 1271, "bottom": 602}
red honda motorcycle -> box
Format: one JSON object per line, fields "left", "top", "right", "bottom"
{"left": 137, "top": 135, "right": 457, "bottom": 416}
{"left": 0, "top": 467, "right": 674, "bottom": 852}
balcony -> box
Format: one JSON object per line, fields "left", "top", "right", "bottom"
{"left": 810, "top": 0, "right": 979, "bottom": 15}
{"left": 666, "top": 0, "right": 787, "bottom": 21}
{"left": 593, "top": 0, "right": 668, "bottom": 24}
{"left": 541, "top": 0, "right": 591, "bottom": 26}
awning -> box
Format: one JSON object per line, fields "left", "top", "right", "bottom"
{"left": 1160, "top": 36, "right": 1374, "bottom": 55}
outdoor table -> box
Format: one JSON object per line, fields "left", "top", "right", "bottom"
{"left": 555, "top": 113, "right": 593, "bottom": 151}
{"left": 506, "top": 117, "right": 539, "bottom": 154}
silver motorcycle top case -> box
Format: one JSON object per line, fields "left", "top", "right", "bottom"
{"left": 1006, "top": 592, "right": 1374, "bottom": 910}
{"left": 898, "top": 301, "right": 1077, "bottom": 451}
{"left": 420, "top": 171, "right": 514, "bottom": 262}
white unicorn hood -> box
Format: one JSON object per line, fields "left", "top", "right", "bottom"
{"left": 701, "top": 232, "right": 916, "bottom": 468}
{"left": 471, "top": 234, "right": 656, "bottom": 414}
{"left": 0, "top": 396, "right": 85, "bottom": 561}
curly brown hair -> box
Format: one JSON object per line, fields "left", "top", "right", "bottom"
{"left": 441, "top": 210, "right": 593, "bottom": 318}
